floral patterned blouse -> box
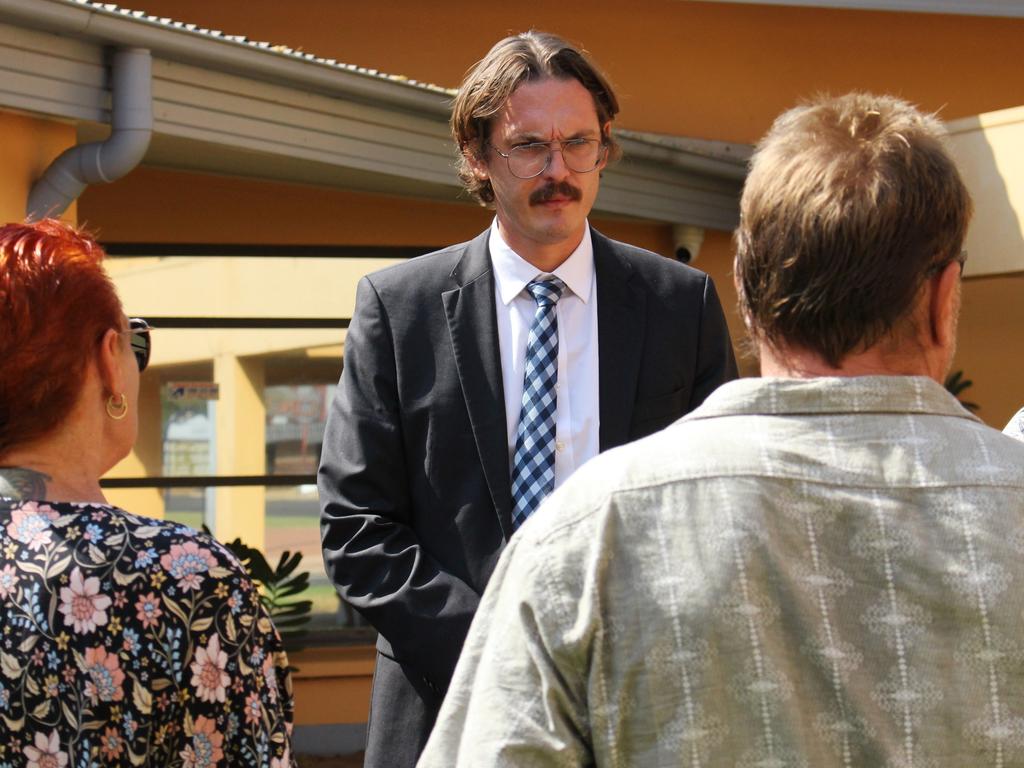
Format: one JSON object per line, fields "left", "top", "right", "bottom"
{"left": 0, "top": 500, "right": 295, "bottom": 767}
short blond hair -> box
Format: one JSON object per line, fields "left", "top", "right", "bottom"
{"left": 735, "top": 92, "right": 972, "bottom": 367}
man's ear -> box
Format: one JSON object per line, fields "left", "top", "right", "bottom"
{"left": 464, "top": 141, "right": 489, "bottom": 180}
{"left": 929, "top": 259, "right": 961, "bottom": 350}
{"left": 96, "top": 327, "right": 127, "bottom": 398}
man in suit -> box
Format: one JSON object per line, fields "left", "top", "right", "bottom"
{"left": 318, "top": 30, "right": 737, "bottom": 768}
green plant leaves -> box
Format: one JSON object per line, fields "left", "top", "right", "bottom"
{"left": 944, "top": 369, "right": 979, "bottom": 412}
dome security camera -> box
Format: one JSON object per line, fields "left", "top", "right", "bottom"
{"left": 672, "top": 225, "right": 704, "bottom": 265}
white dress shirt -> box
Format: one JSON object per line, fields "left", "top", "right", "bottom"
{"left": 489, "top": 219, "right": 600, "bottom": 491}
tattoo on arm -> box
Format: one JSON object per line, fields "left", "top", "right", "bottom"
{"left": 0, "top": 466, "right": 51, "bottom": 502}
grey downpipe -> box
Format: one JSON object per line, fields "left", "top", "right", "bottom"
{"left": 27, "top": 47, "right": 152, "bottom": 220}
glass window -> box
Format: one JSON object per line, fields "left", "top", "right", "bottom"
{"left": 101, "top": 249, "right": 428, "bottom": 645}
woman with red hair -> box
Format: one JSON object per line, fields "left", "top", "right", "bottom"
{"left": 0, "top": 219, "right": 295, "bottom": 767}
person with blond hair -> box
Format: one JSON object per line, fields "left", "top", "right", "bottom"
{"left": 0, "top": 219, "right": 294, "bottom": 767}
{"left": 421, "top": 93, "right": 1024, "bottom": 767}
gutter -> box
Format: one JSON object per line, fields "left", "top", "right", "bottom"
{"left": 27, "top": 47, "right": 152, "bottom": 220}
{"left": 617, "top": 130, "right": 751, "bottom": 182}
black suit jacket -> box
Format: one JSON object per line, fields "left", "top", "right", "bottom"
{"left": 318, "top": 227, "right": 737, "bottom": 767}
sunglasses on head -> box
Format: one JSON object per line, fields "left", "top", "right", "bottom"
{"left": 126, "top": 318, "right": 151, "bottom": 372}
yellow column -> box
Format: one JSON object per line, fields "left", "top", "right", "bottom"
{"left": 105, "top": 372, "right": 165, "bottom": 518}
{"left": 213, "top": 354, "right": 266, "bottom": 550}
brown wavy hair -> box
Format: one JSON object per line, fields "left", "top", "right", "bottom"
{"left": 450, "top": 30, "right": 621, "bottom": 205}
{"left": 735, "top": 92, "right": 972, "bottom": 368}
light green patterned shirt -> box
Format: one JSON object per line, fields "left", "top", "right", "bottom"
{"left": 420, "top": 376, "right": 1024, "bottom": 768}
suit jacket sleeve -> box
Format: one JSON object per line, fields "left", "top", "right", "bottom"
{"left": 689, "top": 275, "right": 739, "bottom": 409}
{"left": 319, "top": 276, "right": 480, "bottom": 692}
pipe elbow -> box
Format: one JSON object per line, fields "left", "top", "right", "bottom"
{"left": 94, "top": 127, "right": 152, "bottom": 183}
{"left": 26, "top": 47, "right": 152, "bottom": 220}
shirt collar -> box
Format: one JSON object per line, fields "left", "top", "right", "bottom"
{"left": 683, "top": 375, "right": 982, "bottom": 423}
{"left": 489, "top": 218, "right": 594, "bottom": 306}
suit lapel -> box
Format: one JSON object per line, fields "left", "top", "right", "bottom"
{"left": 441, "top": 231, "right": 514, "bottom": 540}
{"left": 594, "top": 229, "right": 645, "bottom": 451}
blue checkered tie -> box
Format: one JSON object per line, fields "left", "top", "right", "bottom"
{"left": 511, "top": 276, "right": 566, "bottom": 529}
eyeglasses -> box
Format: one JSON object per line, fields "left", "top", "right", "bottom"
{"left": 490, "top": 138, "right": 607, "bottom": 179}
{"left": 125, "top": 317, "right": 152, "bottom": 372}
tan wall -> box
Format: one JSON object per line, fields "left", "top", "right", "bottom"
{"left": 954, "top": 274, "right": 1024, "bottom": 429}
{"left": 0, "top": 110, "right": 77, "bottom": 224}
{"left": 947, "top": 106, "right": 1024, "bottom": 278}
{"left": 126, "top": 0, "right": 1024, "bottom": 144}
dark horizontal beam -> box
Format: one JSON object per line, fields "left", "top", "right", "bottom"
{"left": 104, "top": 243, "right": 439, "bottom": 258}
{"left": 142, "top": 317, "right": 349, "bottom": 329}
{"left": 101, "top": 474, "right": 316, "bottom": 489}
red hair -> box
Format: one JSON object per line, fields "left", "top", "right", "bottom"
{"left": 0, "top": 219, "right": 122, "bottom": 456}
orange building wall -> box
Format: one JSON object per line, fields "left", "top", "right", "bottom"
{"left": 80, "top": 166, "right": 675, "bottom": 254}
{"left": 123, "top": 0, "right": 1024, "bottom": 144}
{"left": 0, "top": 111, "right": 77, "bottom": 224}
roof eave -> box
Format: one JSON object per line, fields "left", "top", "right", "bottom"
{"left": 0, "top": 0, "right": 745, "bottom": 229}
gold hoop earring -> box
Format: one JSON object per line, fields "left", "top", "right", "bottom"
{"left": 106, "top": 393, "right": 128, "bottom": 420}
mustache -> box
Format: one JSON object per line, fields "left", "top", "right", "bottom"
{"left": 529, "top": 182, "right": 582, "bottom": 205}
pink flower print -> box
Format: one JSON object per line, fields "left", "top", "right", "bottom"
{"left": 263, "top": 654, "right": 279, "bottom": 704}
{"left": 0, "top": 564, "right": 19, "bottom": 599}
{"left": 58, "top": 567, "right": 111, "bottom": 634}
{"left": 180, "top": 716, "right": 224, "bottom": 768}
{"left": 191, "top": 635, "right": 230, "bottom": 703}
{"left": 7, "top": 502, "right": 59, "bottom": 551}
{"left": 160, "top": 541, "right": 217, "bottom": 592}
{"left": 23, "top": 729, "right": 69, "bottom": 768}
{"left": 99, "top": 726, "right": 124, "bottom": 761}
{"left": 244, "top": 692, "right": 261, "bottom": 725}
{"left": 135, "top": 592, "right": 163, "bottom": 629}
{"left": 82, "top": 646, "right": 125, "bottom": 704}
